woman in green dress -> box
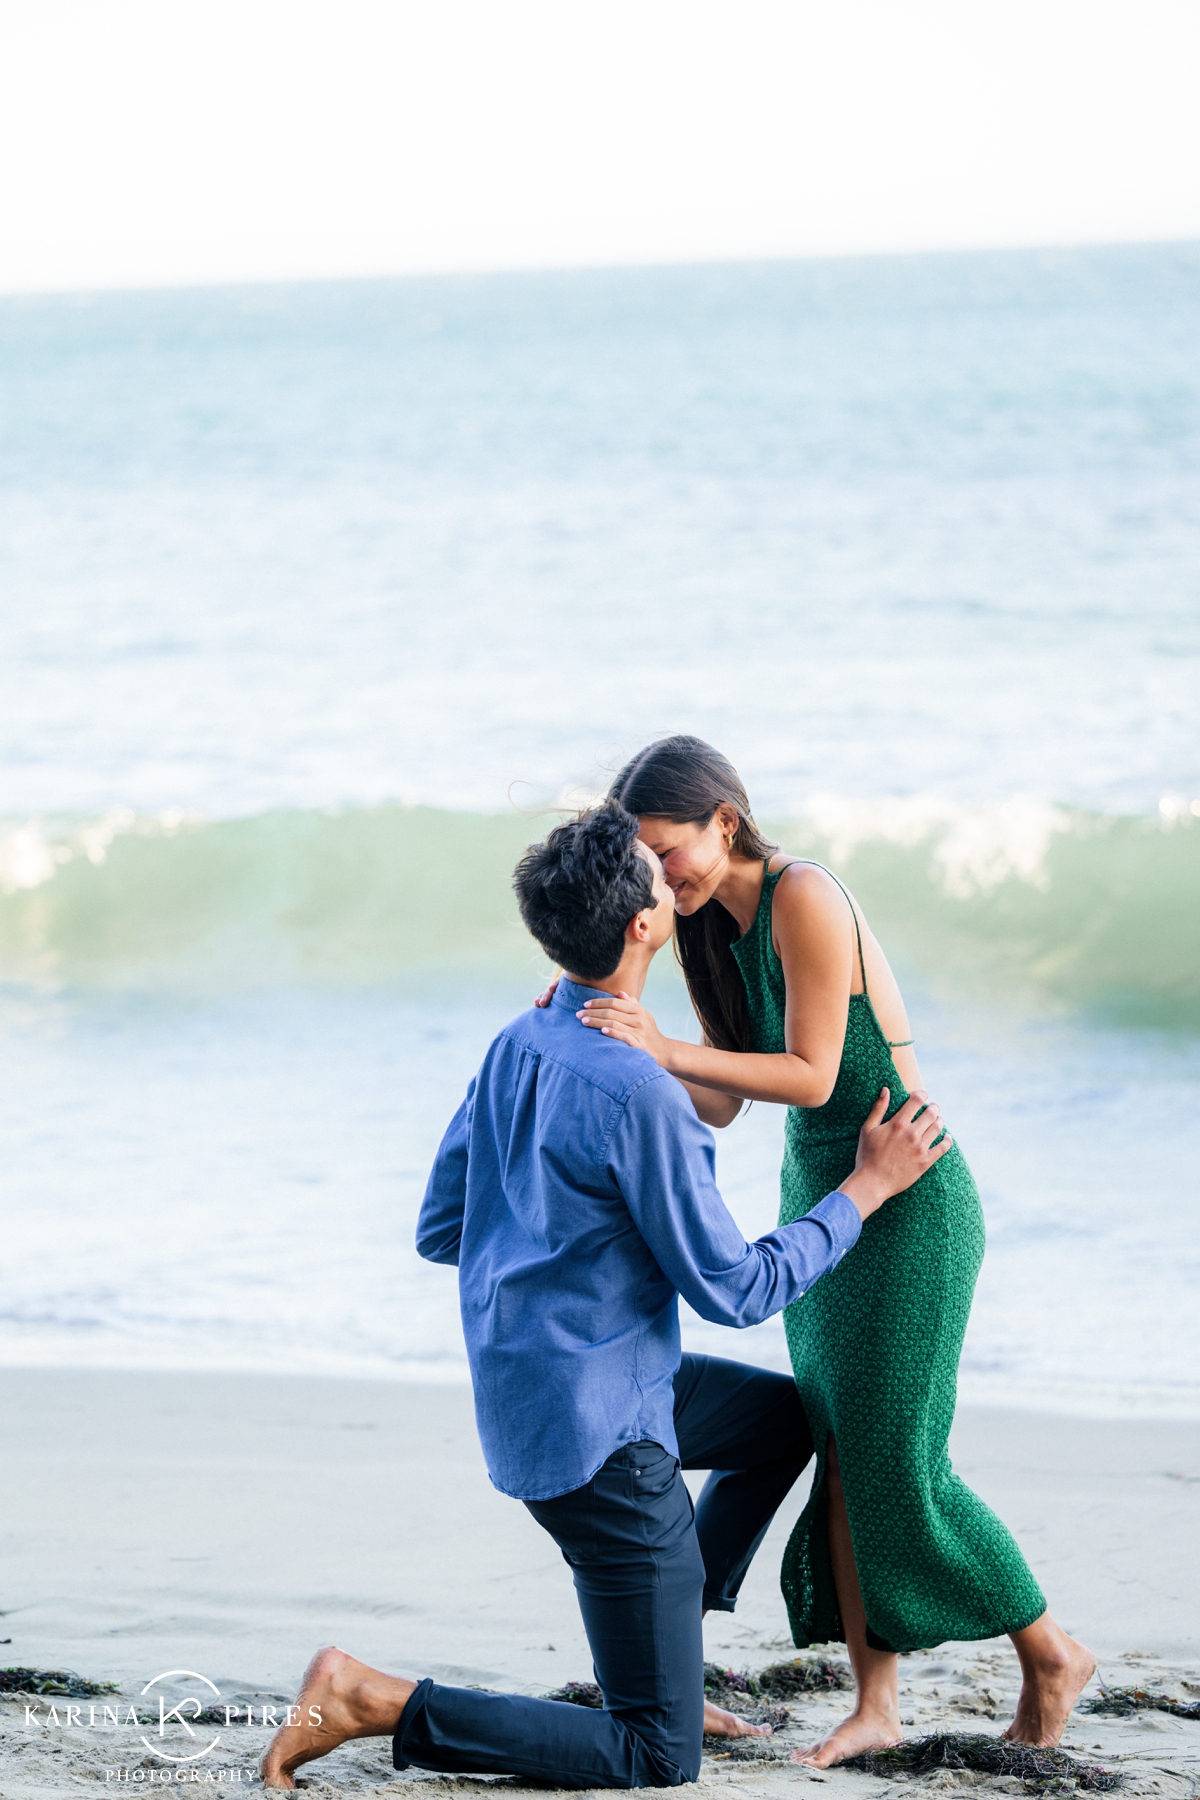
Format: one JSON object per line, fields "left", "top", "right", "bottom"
{"left": 567, "top": 736, "right": 1094, "bottom": 1765}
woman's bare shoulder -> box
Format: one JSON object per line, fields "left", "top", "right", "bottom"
{"left": 770, "top": 857, "right": 850, "bottom": 905}
{"left": 769, "top": 859, "right": 856, "bottom": 941}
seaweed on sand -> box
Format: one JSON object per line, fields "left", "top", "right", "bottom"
{"left": 0, "top": 1667, "right": 119, "bottom": 1697}
{"left": 703, "top": 1657, "right": 852, "bottom": 1702}
{"left": 846, "top": 1732, "right": 1123, "bottom": 1791}
{"left": 704, "top": 1663, "right": 759, "bottom": 1699}
{"left": 757, "top": 1657, "right": 853, "bottom": 1697}
{"left": 546, "top": 1658, "right": 848, "bottom": 1726}
{"left": 1083, "top": 1686, "right": 1200, "bottom": 1720}
{"left": 544, "top": 1682, "right": 604, "bottom": 1707}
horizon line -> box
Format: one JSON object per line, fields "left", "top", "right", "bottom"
{"left": 2, "top": 230, "right": 1198, "bottom": 306}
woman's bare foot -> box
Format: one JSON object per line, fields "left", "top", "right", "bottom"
{"left": 791, "top": 1704, "right": 903, "bottom": 1768}
{"left": 1003, "top": 1630, "right": 1096, "bottom": 1747}
{"left": 260, "top": 1646, "right": 416, "bottom": 1790}
{"left": 704, "top": 1700, "right": 770, "bottom": 1739}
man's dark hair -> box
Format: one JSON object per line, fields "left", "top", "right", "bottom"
{"left": 514, "top": 800, "right": 657, "bottom": 981}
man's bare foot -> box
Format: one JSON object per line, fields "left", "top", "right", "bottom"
{"left": 260, "top": 1646, "right": 416, "bottom": 1790}
{"left": 1003, "top": 1635, "right": 1096, "bottom": 1747}
{"left": 791, "top": 1706, "right": 903, "bottom": 1768}
{"left": 704, "top": 1699, "right": 770, "bottom": 1739}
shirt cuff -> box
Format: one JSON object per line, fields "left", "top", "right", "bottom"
{"left": 809, "top": 1188, "right": 862, "bottom": 1256}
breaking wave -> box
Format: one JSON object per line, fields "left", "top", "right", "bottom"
{"left": 1, "top": 797, "right": 1198, "bottom": 1024}
{"left": 776, "top": 795, "right": 1200, "bottom": 1027}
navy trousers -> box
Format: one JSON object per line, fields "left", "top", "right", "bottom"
{"left": 393, "top": 1353, "right": 812, "bottom": 1788}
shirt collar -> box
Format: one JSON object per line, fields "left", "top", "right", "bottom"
{"left": 551, "top": 976, "right": 615, "bottom": 1014}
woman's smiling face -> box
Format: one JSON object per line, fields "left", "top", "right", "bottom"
{"left": 635, "top": 805, "right": 740, "bottom": 915}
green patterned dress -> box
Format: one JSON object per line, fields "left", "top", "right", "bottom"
{"left": 730, "top": 861, "right": 1046, "bottom": 1653}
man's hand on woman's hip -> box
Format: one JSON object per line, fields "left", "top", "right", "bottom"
{"left": 838, "top": 1088, "right": 951, "bottom": 1221}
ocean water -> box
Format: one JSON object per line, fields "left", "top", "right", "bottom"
{"left": 2, "top": 243, "right": 1199, "bottom": 1415}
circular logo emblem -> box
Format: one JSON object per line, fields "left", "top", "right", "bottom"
{"left": 138, "top": 1669, "right": 222, "bottom": 1763}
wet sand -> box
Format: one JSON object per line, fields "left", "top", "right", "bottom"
{"left": 1, "top": 1369, "right": 1197, "bottom": 1795}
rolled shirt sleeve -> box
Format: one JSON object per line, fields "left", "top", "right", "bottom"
{"left": 607, "top": 1075, "right": 861, "bottom": 1327}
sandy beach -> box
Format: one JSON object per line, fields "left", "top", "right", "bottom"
{"left": 1, "top": 1368, "right": 1198, "bottom": 1796}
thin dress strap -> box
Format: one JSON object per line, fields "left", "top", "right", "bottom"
{"left": 768, "top": 856, "right": 914, "bottom": 1048}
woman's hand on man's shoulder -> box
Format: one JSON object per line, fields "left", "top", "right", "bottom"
{"left": 575, "top": 991, "right": 672, "bottom": 1065}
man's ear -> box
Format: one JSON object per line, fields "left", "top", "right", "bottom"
{"left": 627, "top": 909, "right": 651, "bottom": 943}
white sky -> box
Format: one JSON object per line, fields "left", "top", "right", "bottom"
{"left": 0, "top": 0, "right": 1198, "bottom": 293}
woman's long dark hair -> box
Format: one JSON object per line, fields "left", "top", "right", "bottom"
{"left": 610, "top": 736, "right": 777, "bottom": 1054}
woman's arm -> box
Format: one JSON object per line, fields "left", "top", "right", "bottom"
{"left": 577, "top": 866, "right": 856, "bottom": 1108}
{"left": 676, "top": 1077, "right": 743, "bottom": 1127}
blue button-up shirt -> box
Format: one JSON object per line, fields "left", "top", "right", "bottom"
{"left": 417, "top": 977, "right": 862, "bottom": 1500}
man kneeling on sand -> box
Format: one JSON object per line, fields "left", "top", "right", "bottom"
{"left": 262, "top": 802, "right": 952, "bottom": 1792}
